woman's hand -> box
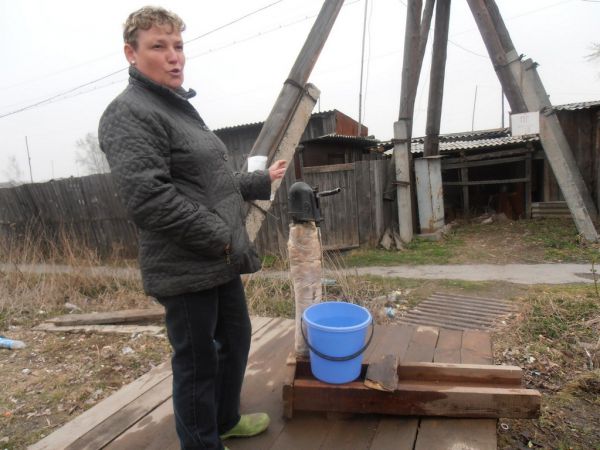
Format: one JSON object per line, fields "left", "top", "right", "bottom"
{"left": 268, "top": 160, "right": 287, "bottom": 182}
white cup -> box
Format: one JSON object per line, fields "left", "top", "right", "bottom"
{"left": 247, "top": 155, "right": 268, "bottom": 172}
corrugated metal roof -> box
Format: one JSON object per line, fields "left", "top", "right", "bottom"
{"left": 301, "top": 133, "right": 380, "bottom": 147}
{"left": 410, "top": 134, "right": 539, "bottom": 153}
{"left": 552, "top": 100, "right": 600, "bottom": 111}
{"left": 214, "top": 110, "right": 337, "bottom": 132}
{"left": 383, "top": 128, "right": 539, "bottom": 155}
{"left": 411, "top": 128, "right": 511, "bottom": 144}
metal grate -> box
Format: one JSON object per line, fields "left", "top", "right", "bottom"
{"left": 397, "top": 292, "right": 517, "bottom": 331}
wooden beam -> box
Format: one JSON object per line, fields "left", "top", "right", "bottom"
{"left": 396, "top": 362, "right": 523, "bottom": 385}
{"left": 423, "top": 0, "right": 451, "bottom": 157}
{"left": 442, "top": 147, "right": 534, "bottom": 165}
{"left": 525, "top": 153, "right": 532, "bottom": 218}
{"left": 290, "top": 378, "right": 540, "bottom": 419}
{"left": 443, "top": 155, "right": 529, "bottom": 170}
{"left": 247, "top": 0, "right": 344, "bottom": 163}
{"left": 444, "top": 177, "right": 528, "bottom": 187}
{"left": 461, "top": 167, "right": 470, "bottom": 213}
{"left": 245, "top": 84, "right": 319, "bottom": 243}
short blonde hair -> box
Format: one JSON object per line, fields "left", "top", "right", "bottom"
{"left": 123, "top": 6, "right": 185, "bottom": 49}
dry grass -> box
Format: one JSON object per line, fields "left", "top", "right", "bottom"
{"left": 2, "top": 223, "right": 600, "bottom": 448}
{"left": 494, "top": 285, "right": 600, "bottom": 449}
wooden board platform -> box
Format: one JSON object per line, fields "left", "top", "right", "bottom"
{"left": 30, "top": 317, "right": 500, "bottom": 450}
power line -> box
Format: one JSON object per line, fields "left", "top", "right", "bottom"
{"left": 0, "top": 68, "right": 126, "bottom": 119}
{"left": 0, "top": 0, "right": 290, "bottom": 120}
{"left": 185, "top": 0, "right": 286, "bottom": 44}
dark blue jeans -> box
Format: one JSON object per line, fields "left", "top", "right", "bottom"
{"left": 157, "top": 276, "right": 252, "bottom": 450}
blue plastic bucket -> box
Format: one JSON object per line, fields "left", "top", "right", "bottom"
{"left": 302, "top": 301, "right": 373, "bottom": 384}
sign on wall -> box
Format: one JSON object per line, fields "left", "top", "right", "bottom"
{"left": 510, "top": 111, "right": 540, "bottom": 136}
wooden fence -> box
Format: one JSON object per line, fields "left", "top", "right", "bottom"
{"left": 0, "top": 160, "right": 395, "bottom": 259}
{"left": 0, "top": 175, "right": 138, "bottom": 258}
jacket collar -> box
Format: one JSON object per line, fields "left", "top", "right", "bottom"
{"left": 128, "top": 66, "right": 197, "bottom": 102}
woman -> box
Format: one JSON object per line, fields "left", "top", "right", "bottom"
{"left": 99, "top": 6, "right": 286, "bottom": 450}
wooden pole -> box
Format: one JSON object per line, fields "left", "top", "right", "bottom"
{"left": 25, "top": 136, "right": 33, "bottom": 183}
{"left": 247, "top": 0, "right": 345, "bottom": 164}
{"left": 466, "top": 0, "right": 598, "bottom": 240}
{"left": 394, "top": 0, "right": 424, "bottom": 243}
{"left": 246, "top": 85, "right": 320, "bottom": 243}
{"left": 423, "top": 0, "right": 451, "bottom": 157}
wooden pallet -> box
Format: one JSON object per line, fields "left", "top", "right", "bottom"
{"left": 283, "top": 357, "right": 540, "bottom": 419}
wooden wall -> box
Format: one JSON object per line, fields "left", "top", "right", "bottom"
{"left": 550, "top": 108, "right": 600, "bottom": 207}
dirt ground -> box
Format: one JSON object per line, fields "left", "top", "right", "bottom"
{"left": 1, "top": 219, "right": 599, "bottom": 449}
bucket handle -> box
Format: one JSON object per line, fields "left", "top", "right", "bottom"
{"left": 300, "top": 317, "right": 374, "bottom": 362}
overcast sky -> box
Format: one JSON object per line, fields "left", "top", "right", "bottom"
{"left": 0, "top": 0, "right": 598, "bottom": 183}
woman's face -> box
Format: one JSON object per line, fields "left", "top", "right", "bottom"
{"left": 125, "top": 24, "right": 185, "bottom": 90}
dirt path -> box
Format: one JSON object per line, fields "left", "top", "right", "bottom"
{"left": 2, "top": 262, "right": 596, "bottom": 284}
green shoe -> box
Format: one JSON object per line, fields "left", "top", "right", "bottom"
{"left": 220, "top": 413, "right": 270, "bottom": 440}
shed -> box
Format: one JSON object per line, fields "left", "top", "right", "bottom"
{"left": 383, "top": 99, "right": 600, "bottom": 220}
{"left": 214, "top": 109, "right": 369, "bottom": 172}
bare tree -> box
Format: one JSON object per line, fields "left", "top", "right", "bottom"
{"left": 75, "top": 132, "right": 110, "bottom": 175}
{"left": 587, "top": 43, "right": 600, "bottom": 62}
{"left": 2, "top": 154, "right": 24, "bottom": 185}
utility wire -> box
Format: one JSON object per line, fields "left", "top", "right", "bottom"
{"left": 0, "top": 68, "right": 126, "bottom": 119}
{"left": 0, "top": 0, "right": 289, "bottom": 119}
{"left": 185, "top": 0, "right": 285, "bottom": 44}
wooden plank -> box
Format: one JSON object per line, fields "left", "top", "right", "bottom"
{"left": 50, "top": 308, "right": 164, "bottom": 326}
{"left": 443, "top": 154, "right": 529, "bottom": 170}
{"left": 433, "top": 328, "right": 462, "bottom": 363}
{"left": 365, "top": 354, "right": 398, "bottom": 391}
{"left": 369, "top": 418, "right": 419, "bottom": 450}
{"left": 414, "top": 419, "right": 497, "bottom": 450}
{"left": 415, "top": 322, "right": 499, "bottom": 450}
{"left": 402, "top": 326, "right": 440, "bottom": 363}
{"left": 65, "top": 377, "right": 173, "bottom": 449}
{"left": 443, "top": 177, "right": 529, "bottom": 186}
{"left": 303, "top": 162, "right": 354, "bottom": 174}
{"left": 110, "top": 319, "right": 295, "bottom": 450}
{"left": 318, "top": 415, "right": 379, "bottom": 450}
{"left": 397, "top": 362, "right": 522, "bottom": 385}
{"left": 269, "top": 411, "right": 332, "bottom": 450}
{"left": 461, "top": 330, "right": 493, "bottom": 365}
{"left": 441, "top": 147, "right": 533, "bottom": 164}
{"left": 104, "top": 400, "right": 177, "bottom": 450}
{"left": 33, "top": 322, "right": 164, "bottom": 335}
{"left": 226, "top": 318, "right": 295, "bottom": 450}
{"left": 31, "top": 317, "right": 275, "bottom": 450}
{"left": 290, "top": 378, "right": 540, "bottom": 418}
{"left": 29, "top": 362, "right": 172, "bottom": 450}
{"left": 525, "top": 153, "right": 532, "bottom": 218}
{"left": 355, "top": 160, "right": 372, "bottom": 245}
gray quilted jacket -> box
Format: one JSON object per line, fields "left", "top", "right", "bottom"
{"left": 98, "top": 67, "right": 271, "bottom": 297}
